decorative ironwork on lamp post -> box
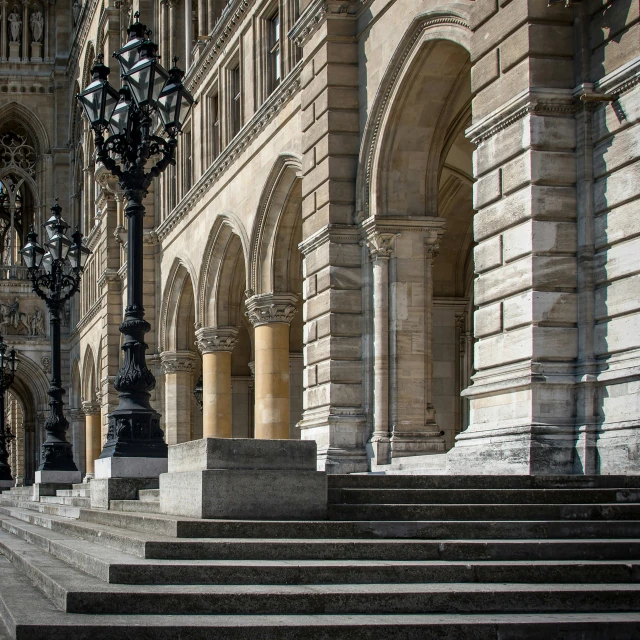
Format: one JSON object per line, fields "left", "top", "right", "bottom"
{"left": 0, "top": 335, "right": 17, "bottom": 486}
{"left": 21, "top": 202, "right": 91, "bottom": 482}
{"left": 77, "top": 13, "right": 194, "bottom": 461}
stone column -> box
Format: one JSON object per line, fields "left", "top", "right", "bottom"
{"left": 82, "top": 401, "right": 101, "bottom": 479}
{"left": 197, "top": 0, "right": 206, "bottom": 37}
{"left": 160, "top": 351, "right": 198, "bottom": 445}
{"left": 245, "top": 293, "right": 297, "bottom": 440}
{"left": 195, "top": 327, "right": 238, "bottom": 439}
{"left": 168, "top": 0, "right": 177, "bottom": 63}
{"left": 364, "top": 230, "right": 396, "bottom": 465}
{"left": 67, "top": 408, "right": 86, "bottom": 478}
{"left": 20, "top": 0, "right": 27, "bottom": 61}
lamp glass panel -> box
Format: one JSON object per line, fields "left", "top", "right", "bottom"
{"left": 109, "top": 100, "right": 130, "bottom": 136}
{"left": 179, "top": 98, "right": 193, "bottom": 128}
{"left": 79, "top": 80, "right": 104, "bottom": 123}
{"left": 152, "top": 67, "right": 169, "bottom": 103}
{"left": 42, "top": 252, "right": 53, "bottom": 274}
{"left": 116, "top": 38, "right": 142, "bottom": 74}
{"left": 104, "top": 88, "right": 119, "bottom": 124}
{"left": 158, "top": 88, "right": 179, "bottom": 126}
{"left": 44, "top": 214, "right": 58, "bottom": 239}
{"left": 127, "top": 62, "right": 152, "bottom": 105}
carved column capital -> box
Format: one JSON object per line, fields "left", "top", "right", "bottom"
{"left": 245, "top": 293, "right": 298, "bottom": 328}
{"left": 425, "top": 241, "right": 439, "bottom": 261}
{"left": 81, "top": 400, "right": 100, "bottom": 415}
{"left": 364, "top": 231, "right": 399, "bottom": 261}
{"left": 67, "top": 408, "right": 85, "bottom": 421}
{"left": 195, "top": 327, "right": 239, "bottom": 354}
{"left": 160, "top": 350, "right": 198, "bottom": 374}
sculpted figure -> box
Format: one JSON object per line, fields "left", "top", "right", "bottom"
{"left": 72, "top": 0, "right": 81, "bottom": 25}
{"left": 8, "top": 7, "right": 21, "bottom": 43}
{"left": 30, "top": 10, "right": 43, "bottom": 43}
{"left": 30, "top": 308, "right": 44, "bottom": 336}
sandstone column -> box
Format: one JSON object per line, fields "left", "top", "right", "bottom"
{"left": 245, "top": 293, "right": 297, "bottom": 440}
{"left": 82, "top": 401, "right": 101, "bottom": 479}
{"left": 160, "top": 351, "right": 198, "bottom": 444}
{"left": 195, "top": 327, "right": 238, "bottom": 439}
{"left": 0, "top": 0, "right": 7, "bottom": 62}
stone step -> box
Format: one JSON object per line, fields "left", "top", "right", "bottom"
{"left": 1, "top": 562, "right": 638, "bottom": 640}
{"left": 40, "top": 496, "right": 91, "bottom": 507}
{"left": 138, "top": 489, "right": 159, "bottom": 502}
{"left": 329, "top": 488, "right": 640, "bottom": 505}
{"left": 327, "top": 502, "right": 640, "bottom": 521}
{"left": 0, "top": 499, "right": 80, "bottom": 519}
{"left": 4, "top": 505, "right": 640, "bottom": 563}
{"left": 3, "top": 510, "right": 640, "bottom": 586}
{"left": 1, "top": 528, "right": 639, "bottom": 617}
{"left": 76, "top": 506, "right": 640, "bottom": 540}
{"left": 110, "top": 500, "right": 162, "bottom": 514}
{"left": 57, "top": 489, "right": 91, "bottom": 498}
{"left": 328, "top": 475, "right": 640, "bottom": 490}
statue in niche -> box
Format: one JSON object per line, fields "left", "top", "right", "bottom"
{"left": 29, "top": 308, "right": 44, "bottom": 337}
{"left": 0, "top": 298, "right": 29, "bottom": 335}
{"left": 8, "top": 7, "right": 21, "bottom": 42}
{"left": 30, "top": 10, "right": 43, "bottom": 43}
{"left": 72, "top": 0, "right": 81, "bottom": 25}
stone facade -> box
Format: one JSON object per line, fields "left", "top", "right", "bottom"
{"left": 0, "top": 0, "right": 639, "bottom": 479}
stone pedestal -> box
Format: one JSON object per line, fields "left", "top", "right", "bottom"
{"left": 83, "top": 402, "right": 101, "bottom": 480}
{"left": 35, "top": 470, "right": 81, "bottom": 484}
{"left": 90, "top": 477, "right": 160, "bottom": 510}
{"left": 94, "top": 455, "right": 168, "bottom": 479}
{"left": 160, "top": 438, "right": 327, "bottom": 520}
{"left": 0, "top": 480, "right": 14, "bottom": 490}
{"left": 8, "top": 42, "right": 19, "bottom": 62}
{"left": 30, "top": 41, "right": 42, "bottom": 61}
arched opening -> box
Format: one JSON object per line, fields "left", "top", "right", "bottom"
{"left": 367, "top": 28, "right": 474, "bottom": 456}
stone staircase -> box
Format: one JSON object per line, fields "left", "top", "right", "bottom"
{"left": 0, "top": 474, "right": 638, "bottom": 638}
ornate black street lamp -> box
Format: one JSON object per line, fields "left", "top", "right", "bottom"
{"left": 194, "top": 374, "right": 203, "bottom": 411}
{"left": 0, "top": 335, "right": 17, "bottom": 488}
{"left": 77, "top": 13, "right": 194, "bottom": 464}
{"left": 21, "top": 202, "right": 91, "bottom": 483}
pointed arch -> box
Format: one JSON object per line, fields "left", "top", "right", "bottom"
{"left": 249, "top": 153, "right": 303, "bottom": 295}
{"left": 0, "top": 101, "right": 51, "bottom": 155}
{"left": 197, "top": 212, "right": 250, "bottom": 328}
{"left": 0, "top": 166, "right": 41, "bottom": 209}
{"left": 160, "top": 258, "right": 198, "bottom": 352}
{"left": 81, "top": 345, "right": 97, "bottom": 403}
{"left": 356, "top": 7, "right": 472, "bottom": 219}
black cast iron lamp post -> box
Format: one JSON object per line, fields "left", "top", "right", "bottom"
{"left": 0, "top": 335, "right": 17, "bottom": 489}
{"left": 77, "top": 13, "right": 194, "bottom": 473}
{"left": 21, "top": 202, "right": 91, "bottom": 484}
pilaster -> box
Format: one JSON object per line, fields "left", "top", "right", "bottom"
{"left": 160, "top": 350, "right": 198, "bottom": 444}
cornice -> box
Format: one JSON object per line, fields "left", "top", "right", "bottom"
{"left": 467, "top": 89, "right": 577, "bottom": 145}
{"left": 185, "top": 0, "right": 252, "bottom": 95}
{"left": 595, "top": 55, "right": 640, "bottom": 98}
{"left": 288, "top": 0, "right": 360, "bottom": 48}
{"left": 298, "top": 223, "right": 361, "bottom": 256}
{"left": 156, "top": 64, "right": 302, "bottom": 243}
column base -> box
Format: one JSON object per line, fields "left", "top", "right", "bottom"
{"left": 35, "top": 470, "right": 82, "bottom": 484}
{"left": 160, "top": 438, "right": 326, "bottom": 520}
{"left": 391, "top": 421, "right": 446, "bottom": 459}
{"left": 366, "top": 437, "right": 391, "bottom": 466}
{"left": 95, "top": 456, "right": 168, "bottom": 479}
{"left": 299, "top": 408, "right": 368, "bottom": 473}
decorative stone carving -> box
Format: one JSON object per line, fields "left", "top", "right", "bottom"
{"left": 195, "top": 327, "right": 239, "bottom": 354}
{"left": 28, "top": 308, "right": 44, "bottom": 336}
{"left": 72, "top": 0, "right": 81, "bottom": 25}
{"left": 29, "top": 9, "right": 42, "bottom": 42}
{"left": 245, "top": 293, "right": 298, "bottom": 328}
{"left": 0, "top": 297, "right": 29, "bottom": 335}
{"left": 364, "top": 231, "right": 399, "bottom": 261}
{"left": 41, "top": 355, "right": 51, "bottom": 373}
{"left": 160, "top": 351, "right": 198, "bottom": 374}
{"left": 7, "top": 6, "right": 21, "bottom": 42}
{"left": 0, "top": 132, "right": 36, "bottom": 177}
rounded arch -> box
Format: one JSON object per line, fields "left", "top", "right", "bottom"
{"left": 11, "top": 353, "right": 50, "bottom": 418}
{"left": 356, "top": 8, "right": 471, "bottom": 219}
{"left": 197, "top": 212, "right": 250, "bottom": 328}
{"left": 161, "top": 258, "right": 198, "bottom": 352}
{"left": 0, "top": 101, "right": 51, "bottom": 155}
{"left": 249, "top": 153, "right": 303, "bottom": 294}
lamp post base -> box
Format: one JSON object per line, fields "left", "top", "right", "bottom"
{"left": 95, "top": 455, "right": 168, "bottom": 479}
{"left": 35, "top": 470, "right": 82, "bottom": 484}
{"left": 0, "top": 479, "right": 14, "bottom": 490}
